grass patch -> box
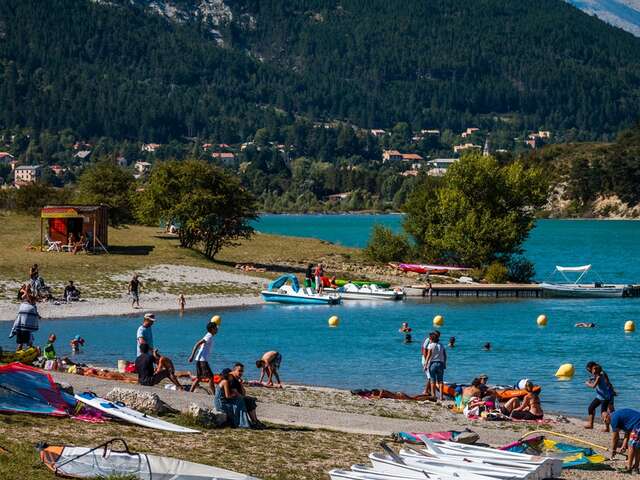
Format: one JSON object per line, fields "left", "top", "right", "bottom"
{"left": 0, "top": 413, "right": 380, "bottom": 480}
{"left": 0, "top": 211, "right": 360, "bottom": 299}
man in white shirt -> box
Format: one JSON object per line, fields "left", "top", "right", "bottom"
{"left": 188, "top": 321, "right": 218, "bottom": 393}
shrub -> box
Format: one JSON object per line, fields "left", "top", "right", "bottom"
{"left": 363, "top": 225, "right": 411, "bottom": 263}
{"left": 507, "top": 255, "right": 536, "bottom": 283}
{"left": 484, "top": 261, "right": 509, "bottom": 283}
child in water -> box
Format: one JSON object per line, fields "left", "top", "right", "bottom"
{"left": 585, "top": 361, "right": 616, "bottom": 431}
{"left": 399, "top": 322, "right": 412, "bottom": 343}
{"left": 448, "top": 336, "right": 456, "bottom": 348}
{"left": 70, "top": 335, "right": 85, "bottom": 354}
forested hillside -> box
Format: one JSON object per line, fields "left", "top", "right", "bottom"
{"left": 1, "top": 0, "right": 640, "bottom": 141}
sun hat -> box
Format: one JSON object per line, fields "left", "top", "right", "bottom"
{"left": 144, "top": 312, "right": 156, "bottom": 321}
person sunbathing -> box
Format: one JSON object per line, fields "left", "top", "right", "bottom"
{"left": 501, "top": 381, "right": 544, "bottom": 420}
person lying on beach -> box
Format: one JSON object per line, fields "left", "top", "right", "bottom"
{"left": 575, "top": 322, "right": 596, "bottom": 328}
{"left": 256, "top": 351, "right": 283, "bottom": 387}
{"left": 188, "top": 321, "right": 218, "bottom": 393}
{"left": 585, "top": 361, "right": 616, "bottom": 431}
{"left": 399, "top": 322, "right": 412, "bottom": 343}
{"left": 501, "top": 381, "right": 543, "bottom": 420}
{"left": 135, "top": 343, "right": 182, "bottom": 389}
{"left": 604, "top": 408, "right": 640, "bottom": 472}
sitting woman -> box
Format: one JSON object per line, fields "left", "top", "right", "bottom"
{"left": 214, "top": 366, "right": 264, "bottom": 429}
{"left": 501, "top": 381, "right": 544, "bottom": 420}
{"left": 461, "top": 378, "right": 483, "bottom": 405}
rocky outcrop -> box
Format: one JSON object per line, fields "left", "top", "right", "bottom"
{"left": 106, "top": 388, "right": 174, "bottom": 415}
{"left": 187, "top": 403, "right": 228, "bottom": 428}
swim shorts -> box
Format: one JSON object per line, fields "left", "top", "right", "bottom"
{"left": 196, "top": 361, "right": 213, "bottom": 379}
{"left": 131, "top": 291, "right": 139, "bottom": 302}
{"left": 272, "top": 353, "right": 282, "bottom": 370}
{"left": 428, "top": 361, "right": 444, "bottom": 382}
{"left": 630, "top": 430, "right": 640, "bottom": 449}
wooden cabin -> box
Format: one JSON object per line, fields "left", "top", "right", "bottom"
{"left": 40, "top": 205, "right": 109, "bottom": 252}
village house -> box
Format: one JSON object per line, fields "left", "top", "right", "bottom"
{"left": 141, "top": 143, "right": 161, "bottom": 153}
{"left": 211, "top": 152, "right": 236, "bottom": 164}
{"left": 72, "top": 141, "right": 92, "bottom": 151}
{"left": 134, "top": 161, "right": 152, "bottom": 176}
{"left": 0, "top": 152, "right": 15, "bottom": 164}
{"left": 453, "top": 143, "right": 481, "bottom": 153}
{"left": 524, "top": 138, "right": 539, "bottom": 149}
{"left": 326, "top": 192, "right": 351, "bottom": 202}
{"left": 50, "top": 165, "right": 65, "bottom": 176}
{"left": 74, "top": 150, "right": 91, "bottom": 161}
{"left": 382, "top": 150, "right": 404, "bottom": 162}
{"left": 461, "top": 127, "right": 480, "bottom": 138}
{"left": 401, "top": 153, "right": 423, "bottom": 162}
{"left": 14, "top": 165, "right": 41, "bottom": 186}
{"left": 426, "top": 158, "right": 458, "bottom": 177}
{"left": 370, "top": 129, "right": 386, "bottom": 137}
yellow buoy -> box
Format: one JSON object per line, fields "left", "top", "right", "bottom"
{"left": 555, "top": 363, "right": 575, "bottom": 380}
{"left": 624, "top": 320, "right": 635, "bottom": 333}
{"left": 536, "top": 314, "right": 548, "bottom": 327}
{"left": 433, "top": 315, "right": 444, "bottom": 327}
{"left": 328, "top": 315, "right": 340, "bottom": 327}
{"left": 210, "top": 315, "right": 222, "bottom": 326}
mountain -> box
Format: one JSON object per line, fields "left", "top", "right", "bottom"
{"left": 1, "top": 0, "right": 640, "bottom": 142}
{"left": 568, "top": 0, "right": 640, "bottom": 37}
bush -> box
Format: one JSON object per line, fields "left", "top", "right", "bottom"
{"left": 364, "top": 225, "right": 411, "bottom": 263}
{"left": 507, "top": 255, "right": 536, "bottom": 283}
{"left": 484, "top": 261, "right": 509, "bottom": 283}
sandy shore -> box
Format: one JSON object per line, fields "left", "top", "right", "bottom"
{"left": 0, "top": 264, "right": 266, "bottom": 321}
{"left": 48, "top": 371, "right": 628, "bottom": 479}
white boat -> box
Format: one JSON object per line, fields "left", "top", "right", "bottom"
{"left": 540, "top": 265, "right": 627, "bottom": 298}
{"left": 261, "top": 274, "right": 341, "bottom": 305}
{"left": 368, "top": 453, "right": 500, "bottom": 480}
{"left": 329, "top": 467, "right": 463, "bottom": 480}
{"left": 325, "top": 283, "right": 404, "bottom": 301}
{"left": 409, "top": 436, "right": 561, "bottom": 478}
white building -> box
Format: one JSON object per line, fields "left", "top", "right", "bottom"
{"left": 14, "top": 165, "right": 41, "bottom": 186}
{"left": 426, "top": 158, "right": 458, "bottom": 177}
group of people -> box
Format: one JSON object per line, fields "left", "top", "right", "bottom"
{"left": 133, "top": 313, "right": 282, "bottom": 429}
{"left": 304, "top": 263, "right": 338, "bottom": 293}
{"left": 19, "top": 265, "right": 80, "bottom": 306}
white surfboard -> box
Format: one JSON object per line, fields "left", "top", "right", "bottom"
{"left": 74, "top": 392, "right": 200, "bottom": 433}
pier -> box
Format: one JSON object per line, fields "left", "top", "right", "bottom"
{"left": 405, "top": 284, "right": 640, "bottom": 298}
{"left": 405, "top": 283, "right": 543, "bottom": 298}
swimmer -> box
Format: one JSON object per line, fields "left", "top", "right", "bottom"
{"left": 399, "top": 322, "right": 412, "bottom": 343}
{"left": 70, "top": 335, "right": 85, "bottom": 353}
{"left": 448, "top": 336, "right": 456, "bottom": 348}
{"left": 575, "top": 322, "right": 596, "bottom": 328}
{"left": 483, "top": 342, "right": 491, "bottom": 351}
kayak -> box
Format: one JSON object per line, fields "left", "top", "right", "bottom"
{"left": 0, "top": 346, "right": 39, "bottom": 365}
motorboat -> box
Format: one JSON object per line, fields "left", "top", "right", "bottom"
{"left": 261, "top": 274, "right": 341, "bottom": 305}
{"left": 325, "top": 283, "right": 404, "bottom": 301}
{"left": 540, "top": 265, "right": 627, "bottom": 298}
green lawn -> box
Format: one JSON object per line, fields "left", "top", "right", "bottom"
{"left": 0, "top": 413, "right": 380, "bottom": 480}
{"left": 0, "top": 211, "right": 360, "bottom": 299}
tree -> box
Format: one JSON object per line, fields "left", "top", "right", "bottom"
{"left": 403, "top": 153, "right": 548, "bottom": 266}
{"left": 137, "top": 159, "right": 257, "bottom": 259}
{"left": 75, "top": 160, "right": 135, "bottom": 225}
{"left": 364, "top": 225, "right": 411, "bottom": 263}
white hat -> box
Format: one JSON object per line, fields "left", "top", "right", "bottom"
{"left": 144, "top": 312, "right": 156, "bottom": 321}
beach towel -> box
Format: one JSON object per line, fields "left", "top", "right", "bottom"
{"left": 351, "top": 389, "right": 434, "bottom": 401}
{"left": 502, "top": 436, "right": 605, "bottom": 468}
{"left": 393, "top": 430, "right": 480, "bottom": 444}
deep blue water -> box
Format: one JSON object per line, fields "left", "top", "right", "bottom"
{"left": 255, "top": 214, "right": 640, "bottom": 283}
{"left": 15, "top": 297, "right": 639, "bottom": 417}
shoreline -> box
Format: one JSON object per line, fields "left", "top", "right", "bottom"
{"left": 0, "top": 293, "right": 264, "bottom": 322}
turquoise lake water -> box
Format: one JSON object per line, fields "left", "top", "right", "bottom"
{"left": 255, "top": 214, "right": 640, "bottom": 283}
{"left": 4, "top": 215, "right": 639, "bottom": 417}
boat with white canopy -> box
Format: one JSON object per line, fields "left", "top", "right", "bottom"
{"left": 540, "top": 265, "right": 627, "bottom": 298}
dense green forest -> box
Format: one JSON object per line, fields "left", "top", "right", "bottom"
{"left": 1, "top": 0, "right": 640, "bottom": 141}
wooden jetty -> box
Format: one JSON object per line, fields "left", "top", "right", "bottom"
{"left": 405, "top": 283, "right": 640, "bottom": 298}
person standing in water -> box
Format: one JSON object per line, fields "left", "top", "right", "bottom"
{"left": 178, "top": 293, "right": 186, "bottom": 313}
{"left": 423, "top": 331, "right": 446, "bottom": 401}
{"left": 399, "top": 322, "right": 412, "bottom": 343}
{"left": 585, "top": 361, "right": 616, "bottom": 431}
